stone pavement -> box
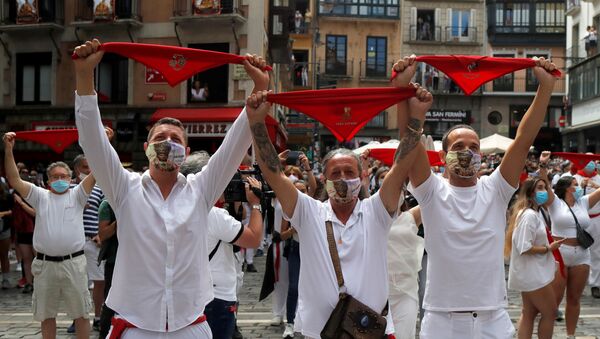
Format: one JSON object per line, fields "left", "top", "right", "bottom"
{"left": 1, "top": 256, "right": 600, "bottom": 338}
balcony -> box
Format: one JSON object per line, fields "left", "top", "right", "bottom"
{"left": 444, "top": 26, "right": 478, "bottom": 44}
{"left": 320, "top": 58, "right": 354, "bottom": 79}
{"left": 359, "top": 60, "right": 392, "bottom": 81}
{"left": 566, "top": 38, "right": 596, "bottom": 68}
{"left": 171, "top": 0, "right": 246, "bottom": 24}
{"left": 408, "top": 25, "right": 442, "bottom": 43}
{"left": 568, "top": 53, "right": 600, "bottom": 104}
{"left": 566, "top": 0, "right": 581, "bottom": 14}
{"left": 483, "top": 76, "right": 566, "bottom": 94}
{"left": 72, "top": 0, "right": 142, "bottom": 28}
{"left": 318, "top": 0, "right": 399, "bottom": 19}
{"left": 0, "top": 0, "right": 64, "bottom": 32}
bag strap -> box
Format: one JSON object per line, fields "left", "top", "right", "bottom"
{"left": 325, "top": 221, "right": 345, "bottom": 289}
{"left": 565, "top": 202, "right": 585, "bottom": 234}
{"left": 539, "top": 207, "right": 552, "bottom": 230}
{"left": 209, "top": 240, "right": 222, "bottom": 261}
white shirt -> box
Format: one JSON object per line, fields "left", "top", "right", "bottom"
{"left": 508, "top": 209, "right": 555, "bottom": 292}
{"left": 75, "top": 93, "right": 252, "bottom": 332}
{"left": 207, "top": 207, "right": 243, "bottom": 302}
{"left": 284, "top": 192, "right": 396, "bottom": 338}
{"left": 574, "top": 173, "right": 600, "bottom": 215}
{"left": 26, "top": 184, "right": 89, "bottom": 256}
{"left": 548, "top": 195, "right": 592, "bottom": 238}
{"left": 387, "top": 211, "right": 424, "bottom": 301}
{"left": 408, "top": 169, "right": 516, "bottom": 311}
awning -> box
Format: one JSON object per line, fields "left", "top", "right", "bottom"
{"left": 150, "top": 107, "right": 287, "bottom": 151}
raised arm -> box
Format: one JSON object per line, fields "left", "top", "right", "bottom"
{"left": 379, "top": 84, "right": 433, "bottom": 214}
{"left": 499, "top": 58, "right": 557, "bottom": 187}
{"left": 538, "top": 151, "right": 556, "bottom": 206}
{"left": 3, "top": 132, "right": 32, "bottom": 198}
{"left": 587, "top": 185, "right": 600, "bottom": 209}
{"left": 391, "top": 56, "right": 431, "bottom": 188}
{"left": 246, "top": 91, "right": 298, "bottom": 218}
{"left": 299, "top": 153, "right": 317, "bottom": 198}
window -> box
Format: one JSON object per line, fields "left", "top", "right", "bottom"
{"left": 319, "top": 0, "right": 399, "bottom": 18}
{"left": 326, "top": 35, "right": 347, "bottom": 75}
{"left": 416, "top": 9, "right": 436, "bottom": 41}
{"left": 450, "top": 10, "right": 470, "bottom": 39}
{"left": 526, "top": 53, "right": 547, "bottom": 91}
{"left": 96, "top": 54, "right": 128, "bottom": 104}
{"left": 495, "top": 2, "right": 530, "bottom": 33}
{"left": 188, "top": 43, "right": 230, "bottom": 103}
{"left": 535, "top": 2, "right": 565, "bottom": 32}
{"left": 366, "top": 37, "right": 387, "bottom": 77}
{"left": 16, "top": 53, "right": 52, "bottom": 105}
{"left": 493, "top": 53, "right": 514, "bottom": 91}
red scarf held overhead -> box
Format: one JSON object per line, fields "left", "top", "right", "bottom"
{"left": 267, "top": 87, "right": 416, "bottom": 142}
{"left": 368, "top": 149, "right": 443, "bottom": 167}
{"left": 553, "top": 152, "right": 600, "bottom": 170}
{"left": 72, "top": 42, "right": 273, "bottom": 87}
{"left": 14, "top": 129, "right": 79, "bottom": 154}
{"left": 391, "top": 55, "right": 562, "bottom": 95}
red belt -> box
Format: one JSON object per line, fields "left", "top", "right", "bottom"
{"left": 590, "top": 213, "right": 600, "bottom": 219}
{"left": 108, "top": 314, "right": 207, "bottom": 339}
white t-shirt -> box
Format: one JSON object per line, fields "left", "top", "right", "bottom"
{"left": 508, "top": 209, "right": 555, "bottom": 292}
{"left": 284, "top": 192, "right": 396, "bottom": 338}
{"left": 272, "top": 199, "right": 284, "bottom": 233}
{"left": 548, "top": 195, "right": 592, "bottom": 238}
{"left": 408, "top": 170, "right": 516, "bottom": 311}
{"left": 25, "top": 184, "right": 89, "bottom": 256}
{"left": 574, "top": 173, "right": 600, "bottom": 215}
{"left": 207, "top": 207, "right": 244, "bottom": 302}
{"left": 387, "top": 211, "right": 424, "bottom": 301}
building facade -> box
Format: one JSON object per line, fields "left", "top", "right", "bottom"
{"left": 0, "top": 0, "right": 285, "bottom": 168}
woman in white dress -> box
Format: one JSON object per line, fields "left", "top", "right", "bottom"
{"left": 505, "top": 177, "right": 565, "bottom": 339}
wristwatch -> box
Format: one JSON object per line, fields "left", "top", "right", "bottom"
{"left": 251, "top": 204, "right": 262, "bottom": 213}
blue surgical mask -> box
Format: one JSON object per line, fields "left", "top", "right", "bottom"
{"left": 573, "top": 186, "right": 584, "bottom": 201}
{"left": 50, "top": 180, "right": 70, "bottom": 193}
{"left": 439, "top": 166, "right": 445, "bottom": 174}
{"left": 535, "top": 191, "right": 548, "bottom": 205}
{"left": 584, "top": 161, "right": 596, "bottom": 173}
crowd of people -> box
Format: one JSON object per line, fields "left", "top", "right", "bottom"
{"left": 0, "top": 39, "right": 598, "bottom": 339}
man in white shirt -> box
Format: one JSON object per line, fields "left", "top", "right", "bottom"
{"left": 243, "top": 85, "right": 433, "bottom": 338}
{"left": 3, "top": 134, "right": 97, "bottom": 339}
{"left": 393, "top": 55, "right": 558, "bottom": 338}
{"left": 72, "top": 39, "right": 269, "bottom": 338}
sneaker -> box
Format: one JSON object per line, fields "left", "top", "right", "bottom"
{"left": 282, "top": 323, "right": 294, "bottom": 338}
{"left": 270, "top": 315, "right": 283, "bottom": 326}
{"left": 556, "top": 309, "right": 564, "bottom": 322}
{"left": 592, "top": 286, "right": 600, "bottom": 298}
{"left": 1, "top": 279, "right": 10, "bottom": 290}
{"left": 66, "top": 322, "right": 75, "bottom": 333}
{"left": 93, "top": 319, "right": 100, "bottom": 331}
{"left": 22, "top": 284, "right": 33, "bottom": 294}
{"left": 245, "top": 264, "right": 258, "bottom": 272}
{"left": 17, "top": 277, "right": 26, "bottom": 288}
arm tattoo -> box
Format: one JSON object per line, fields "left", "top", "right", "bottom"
{"left": 251, "top": 122, "right": 282, "bottom": 173}
{"left": 394, "top": 118, "right": 422, "bottom": 162}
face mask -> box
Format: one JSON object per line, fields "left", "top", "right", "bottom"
{"left": 145, "top": 139, "right": 186, "bottom": 172}
{"left": 535, "top": 191, "right": 548, "bottom": 205}
{"left": 573, "top": 186, "right": 584, "bottom": 201}
{"left": 50, "top": 180, "right": 70, "bottom": 193}
{"left": 79, "top": 173, "right": 88, "bottom": 181}
{"left": 439, "top": 167, "right": 445, "bottom": 174}
{"left": 288, "top": 174, "right": 299, "bottom": 183}
{"left": 326, "top": 178, "right": 361, "bottom": 204}
{"left": 445, "top": 149, "right": 481, "bottom": 179}
{"left": 584, "top": 161, "right": 596, "bottom": 174}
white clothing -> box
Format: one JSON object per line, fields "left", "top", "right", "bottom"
{"left": 408, "top": 170, "right": 516, "bottom": 311}
{"left": 419, "top": 309, "right": 514, "bottom": 339}
{"left": 552, "top": 171, "right": 572, "bottom": 187}
{"left": 25, "top": 184, "right": 89, "bottom": 256}
{"left": 271, "top": 200, "right": 288, "bottom": 317}
{"left": 574, "top": 173, "right": 600, "bottom": 285}
{"left": 75, "top": 93, "right": 252, "bottom": 332}
{"left": 285, "top": 192, "right": 396, "bottom": 338}
{"left": 190, "top": 88, "right": 207, "bottom": 101}
{"left": 207, "top": 207, "right": 243, "bottom": 302}
{"left": 109, "top": 319, "right": 212, "bottom": 338}
{"left": 387, "top": 211, "right": 424, "bottom": 301}
{"left": 507, "top": 209, "right": 555, "bottom": 292}
{"left": 559, "top": 244, "right": 591, "bottom": 267}
{"left": 548, "top": 195, "right": 592, "bottom": 238}
{"left": 84, "top": 239, "right": 105, "bottom": 281}
{"left": 389, "top": 291, "right": 419, "bottom": 339}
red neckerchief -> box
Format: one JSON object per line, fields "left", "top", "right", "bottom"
{"left": 553, "top": 152, "right": 600, "bottom": 170}
{"left": 577, "top": 169, "right": 598, "bottom": 178}
{"left": 72, "top": 42, "right": 272, "bottom": 87}
{"left": 368, "top": 149, "right": 442, "bottom": 167}
{"left": 391, "top": 55, "right": 562, "bottom": 95}
{"left": 14, "top": 129, "right": 79, "bottom": 154}
{"left": 267, "top": 87, "right": 416, "bottom": 141}
{"left": 108, "top": 315, "right": 206, "bottom": 338}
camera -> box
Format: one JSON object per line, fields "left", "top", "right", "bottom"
{"left": 224, "top": 164, "right": 275, "bottom": 203}
{"left": 286, "top": 151, "right": 301, "bottom": 166}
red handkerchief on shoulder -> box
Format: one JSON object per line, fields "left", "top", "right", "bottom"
{"left": 391, "top": 55, "right": 562, "bottom": 95}
{"left": 267, "top": 87, "right": 416, "bottom": 141}
{"left": 72, "top": 42, "right": 272, "bottom": 87}
{"left": 15, "top": 129, "right": 79, "bottom": 154}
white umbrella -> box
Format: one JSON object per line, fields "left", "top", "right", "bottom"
{"left": 353, "top": 139, "right": 399, "bottom": 154}
{"left": 480, "top": 133, "right": 515, "bottom": 154}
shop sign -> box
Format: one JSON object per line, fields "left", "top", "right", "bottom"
{"left": 185, "top": 122, "right": 231, "bottom": 137}
{"left": 425, "top": 109, "right": 470, "bottom": 123}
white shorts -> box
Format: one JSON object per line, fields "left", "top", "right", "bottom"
{"left": 84, "top": 239, "right": 105, "bottom": 281}
{"left": 559, "top": 244, "right": 591, "bottom": 267}
{"left": 420, "top": 309, "right": 514, "bottom": 339}
{"left": 108, "top": 319, "right": 213, "bottom": 338}
{"left": 389, "top": 294, "right": 419, "bottom": 339}
{"left": 31, "top": 255, "right": 91, "bottom": 321}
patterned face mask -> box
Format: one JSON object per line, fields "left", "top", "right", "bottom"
{"left": 326, "top": 178, "right": 361, "bottom": 204}
{"left": 445, "top": 149, "right": 482, "bottom": 179}
{"left": 145, "top": 139, "right": 186, "bottom": 172}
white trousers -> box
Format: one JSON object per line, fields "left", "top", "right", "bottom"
{"left": 389, "top": 294, "right": 418, "bottom": 339}
{"left": 271, "top": 241, "right": 288, "bottom": 317}
{"left": 108, "top": 322, "right": 212, "bottom": 339}
{"left": 420, "top": 309, "right": 514, "bottom": 339}
{"left": 588, "top": 217, "right": 600, "bottom": 286}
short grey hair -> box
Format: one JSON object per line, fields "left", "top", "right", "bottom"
{"left": 322, "top": 148, "right": 362, "bottom": 177}
{"left": 180, "top": 151, "right": 211, "bottom": 175}
{"left": 46, "top": 161, "right": 72, "bottom": 179}
{"left": 72, "top": 154, "right": 86, "bottom": 170}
